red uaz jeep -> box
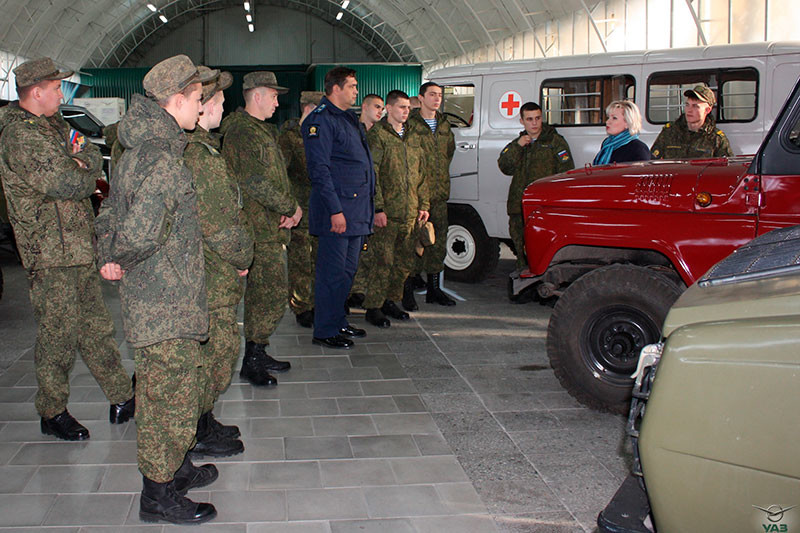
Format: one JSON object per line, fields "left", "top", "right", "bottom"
{"left": 511, "top": 77, "right": 800, "bottom": 414}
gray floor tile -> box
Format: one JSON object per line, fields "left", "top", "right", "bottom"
{"left": 286, "top": 436, "right": 352, "bottom": 460}
{"left": 311, "top": 415, "right": 377, "bottom": 436}
{"left": 163, "top": 524, "right": 246, "bottom": 533}
{"left": 421, "top": 393, "right": 486, "bottom": 413}
{"left": 412, "top": 434, "right": 453, "bottom": 456}
{"left": 362, "top": 485, "right": 452, "bottom": 517}
{"left": 480, "top": 393, "right": 547, "bottom": 412}
{"left": 251, "top": 383, "right": 308, "bottom": 399}
{"left": 0, "top": 465, "right": 36, "bottom": 493}
{"left": 511, "top": 429, "right": 592, "bottom": 456}
{"left": 10, "top": 442, "right": 89, "bottom": 465}
{"left": 44, "top": 494, "right": 133, "bottom": 526}
{"left": 210, "top": 490, "right": 286, "bottom": 522}
{"left": 473, "top": 479, "right": 564, "bottom": 514}
{"left": 431, "top": 411, "right": 503, "bottom": 435}
{"left": 330, "top": 518, "right": 414, "bottom": 533}
{"left": 287, "top": 487, "right": 368, "bottom": 520}
{"left": 0, "top": 442, "right": 22, "bottom": 465}
{"left": 535, "top": 459, "right": 622, "bottom": 513}
{"left": 493, "top": 511, "right": 584, "bottom": 532}
{"left": 493, "top": 411, "right": 561, "bottom": 432}
{"left": 77, "top": 440, "right": 137, "bottom": 465}
{"left": 220, "top": 399, "right": 280, "bottom": 418}
{"left": 215, "top": 437, "right": 284, "bottom": 462}
{"left": 306, "top": 381, "right": 364, "bottom": 398}
{"left": 359, "top": 379, "right": 417, "bottom": 396}
{"left": 442, "top": 431, "right": 519, "bottom": 458}
{"left": 0, "top": 493, "right": 57, "bottom": 526}
{"left": 278, "top": 368, "right": 333, "bottom": 383}
{"left": 249, "top": 522, "right": 331, "bottom": 533}
{"left": 298, "top": 356, "right": 353, "bottom": 369}
{"left": 24, "top": 465, "right": 108, "bottom": 493}
{"left": 251, "top": 416, "right": 315, "bottom": 437}
{"left": 349, "top": 435, "right": 420, "bottom": 458}
{"left": 337, "top": 396, "right": 398, "bottom": 415}
{"left": 280, "top": 398, "right": 340, "bottom": 416}
{"left": 327, "top": 368, "right": 383, "bottom": 381}
{"left": 210, "top": 462, "right": 252, "bottom": 491}
{"left": 371, "top": 413, "right": 439, "bottom": 435}
{"left": 412, "top": 514, "right": 499, "bottom": 533}
{"left": 410, "top": 377, "right": 472, "bottom": 394}
{"left": 457, "top": 453, "right": 542, "bottom": 483}
{"left": 435, "top": 482, "right": 488, "bottom": 514}
{"left": 250, "top": 461, "right": 322, "bottom": 489}
{"left": 319, "top": 458, "right": 396, "bottom": 487}
{"left": 97, "top": 464, "right": 143, "bottom": 493}
{"left": 392, "top": 395, "right": 426, "bottom": 413}
{"left": 389, "top": 456, "right": 468, "bottom": 484}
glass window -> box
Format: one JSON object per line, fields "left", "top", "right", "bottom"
{"left": 442, "top": 85, "right": 475, "bottom": 128}
{"left": 788, "top": 112, "right": 800, "bottom": 150}
{"left": 541, "top": 75, "right": 635, "bottom": 126}
{"left": 647, "top": 68, "right": 758, "bottom": 124}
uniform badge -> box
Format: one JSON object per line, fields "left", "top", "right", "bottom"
{"left": 653, "top": 149, "right": 660, "bottom": 157}
{"left": 308, "top": 125, "right": 319, "bottom": 137}
{"left": 557, "top": 150, "right": 570, "bottom": 162}
{"left": 502, "top": 146, "right": 509, "bottom": 153}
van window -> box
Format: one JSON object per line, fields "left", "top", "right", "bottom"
{"left": 789, "top": 112, "right": 800, "bottom": 150}
{"left": 540, "top": 75, "right": 635, "bottom": 126}
{"left": 442, "top": 85, "right": 475, "bottom": 128}
{"left": 647, "top": 68, "right": 758, "bottom": 124}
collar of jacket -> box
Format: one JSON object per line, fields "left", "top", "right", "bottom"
{"left": 674, "top": 113, "right": 718, "bottom": 134}
{"left": 409, "top": 108, "right": 445, "bottom": 127}
{"left": 187, "top": 125, "right": 220, "bottom": 148}
{"left": 518, "top": 123, "right": 557, "bottom": 143}
{"left": 118, "top": 93, "right": 186, "bottom": 154}
{"left": 377, "top": 117, "right": 408, "bottom": 138}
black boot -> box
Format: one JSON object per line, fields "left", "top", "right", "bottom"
{"left": 240, "top": 341, "right": 278, "bottom": 386}
{"left": 365, "top": 307, "right": 391, "bottom": 328}
{"left": 139, "top": 476, "right": 216, "bottom": 524}
{"left": 206, "top": 410, "right": 240, "bottom": 439}
{"left": 173, "top": 454, "right": 218, "bottom": 495}
{"left": 402, "top": 276, "right": 419, "bottom": 312}
{"left": 346, "top": 292, "right": 366, "bottom": 309}
{"left": 382, "top": 299, "right": 409, "bottom": 320}
{"left": 190, "top": 412, "right": 244, "bottom": 458}
{"left": 426, "top": 272, "right": 456, "bottom": 306}
{"left": 41, "top": 410, "right": 89, "bottom": 441}
{"left": 295, "top": 309, "right": 314, "bottom": 328}
{"left": 263, "top": 352, "right": 291, "bottom": 373}
{"left": 109, "top": 395, "right": 135, "bottom": 424}
{"left": 410, "top": 273, "right": 426, "bottom": 289}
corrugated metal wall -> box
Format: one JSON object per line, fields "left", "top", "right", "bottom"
{"left": 310, "top": 64, "right": 422, "bottom": 105}
{"left": 84, "top": 68, "right": 148, "bottom": 106}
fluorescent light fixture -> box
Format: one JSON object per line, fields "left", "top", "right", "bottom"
{"left": 159, "top": 14, "right": 168, "bottom": 23}
{"left": 147, "top": 3, "right": 157, "bottom": 12}
{"left": 246, "top": 13, "right": 252, "bottom": 22}
{"left": 336, "top": 11, "right": 343, "bottom": 20}
{"left": 248, "top": 23, "right": 254, "bottom": 32}
{"left": 244, "top": 1, "right": 250, "bottom": 10}
{"left": 341, "top": 0, "right": 350, "bottom": 8}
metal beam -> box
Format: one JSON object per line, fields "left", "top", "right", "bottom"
{"left": 683, "top": 0, "right": 707, "bottom": 46}
{"left": 581, "top": 0, "right": 607, "bottom": 52}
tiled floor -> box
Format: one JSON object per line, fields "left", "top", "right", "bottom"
{"left": 0, "top": 247, "right": 630, "bottom": 532}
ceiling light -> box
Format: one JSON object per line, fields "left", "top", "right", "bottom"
{"left": 248, "top": 23, "right": 254, "bottom": 32}
{"left": 336, "top": 11, "right": 343, "bottom": 20}
{"left": 147, "top": 3, "right": 157, "bottom": 12}
{"left": 246, "top": 13, "right": 252, "bottom": 22}
{"left": 159, "top": 14, "right": 168, "bottom": 23}
{"left": 244, "top": 1, "right": 250, "bottom": 10}
{"left": 341, "top": 0, "right": 350, "bottom": 8}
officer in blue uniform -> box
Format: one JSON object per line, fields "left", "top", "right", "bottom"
{"left": 302, "top": 66, "right": 374, "bottom": 349}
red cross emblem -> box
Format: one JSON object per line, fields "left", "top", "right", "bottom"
{"left": 499, "top": 91, "right": 522, "bottom": 118}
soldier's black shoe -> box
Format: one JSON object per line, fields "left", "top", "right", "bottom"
{"left": 139, "top": 476, "right": 216, "bottom": 525}
{"left": 339, "top": 324, "right": 366, "bottom": 338}
{"left": 426, "top": 273, "right": 456, "bottom": 306}
{"left": 346, "top": 292, "right": 365, "bottom": 309}
{"left": 240, "top": 341, "right": 278, "bottom": 386}
{"left": 295, "top": 310, "right": 314, "bottom": 328}
{"left": 190, "top": 413, "right": 244, "bottom": 458}
{"left": 263, "top": 353, "right": 291, "bottom": 373}
{"left": 173, "top": 455, "right": 218, "bottom": 495}
{"left": 312, "top": 335, "right": 354, "bottom": 349}
{"left": 382, "top": 300, "right": 410, "bottom": 320}
{"left": 206, "top": 411, "right": 240, "bottom": 440}
{"left": 410, "top": 273, "right": 426, "bottom": 290}
{"left": 365, "top": 308, "right": 391, "bottom": 328}
{"left": 402, "top": 277, "right": 419, "bottom": 311}
{"left": 109, "top": 396, "right": 135, "bottom": 424}
{"left": 41, "top": 410, "right": 89, "bottom": 441}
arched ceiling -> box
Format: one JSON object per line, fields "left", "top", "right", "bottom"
{"left": 0, "top": 0, "right": 585, "bottom": 71}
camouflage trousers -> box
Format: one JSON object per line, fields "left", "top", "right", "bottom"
{"left": 134, "top": 338, "right": 200, "bottom": 482}
{"left": 363, "top": 218, "right": 416, "bottom": 309}
{"left": 288, "top": 225, "right": 316, "bottom": 315}
{"left": 244, "top": 241, "right": 287, "bottom": 344}
{"left": 28, "top": 265, "right": 132, "bottom": 419}
{"left": 419, "top": 200, "right": 448, "bottom": 274}
{"left": 508, "top": 212, "right": 528, "bottom": 270}
{"left": 198, "top": 305, "right": 240, "bottom": 414}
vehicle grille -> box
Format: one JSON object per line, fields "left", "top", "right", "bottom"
{"left": 634, "top": 175, "right": 673, "bottom": 204}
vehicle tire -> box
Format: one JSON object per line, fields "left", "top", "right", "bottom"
{"left": 444, "top": 204, "right": 499, "bottom": 283}
{"left": 546, "top": 264, "right": 683, "bottom": 414}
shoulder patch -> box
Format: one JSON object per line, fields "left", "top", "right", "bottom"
{"left": 557, "top": 150, "right": 570, "bottom": 162}
{"left": 199, "top": 141, "right": 219, "bottom": 155}
{"left": 652, "top": 149, "right": 660, "bottom": 157}
{"left": 502, "top": 146, "right": 509, "bottom": 153}
{"left": 664, "top": 123, "right": 671, "bottom": 129}
{"left": 716, "top": 130, "right": 724, "bottom": 136}
{"left": 307, "top": 125, "right": 319, "bottom": 138}
{"left": 311, "top": 103, "right": 326, "bottom": 114}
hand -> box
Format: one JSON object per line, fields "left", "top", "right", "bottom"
{"left": 100, "top": 262, "right": 124, "bottom": 281}
{"left": 517, "top": 134, "right": 532, "bottom": 147}
{"left": 290, "top": 206, "right": 303, "bottom": 227}
{"left": 330, "top": 212, "right": 346, "bottom": 233}
{"left": 417, "top": 210, "right": 429, "bottom": 224}
{"left": 72, "top": 157, "right": 87, "bottom": 168}
{"left": 374, "top": 212, "right": 387, "bottom": 228}
{"left": 237, "top": 269, "right": 248, "bottom": 277}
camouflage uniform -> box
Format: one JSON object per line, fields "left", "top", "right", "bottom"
{"left": 362, "top": 119, "right": 428, "bottom": 308}
{"left": 102, "top": 122, "right": 125, "bottom": 176}
{"left": 0, "top": 101, "right": 132, "bottom": 419}
{"left": 406, "top": 109, "right": 455, "bottom": 274}
{"left": 498, "top": 125, "right": 574, "bottom": 269}
{"left": 185, "top": 126, "right": 253, "bottom": 413}
{"left": 279, "top": 118, "right": 316, "bottom": 316}
{"left": 95, "top": 93, "right": 208, "bottom": 482}
{"left": 220, "top": 108, "right": 298, "bottom": 345}
{"left": 650, "top": 113, "right": 733, "bottom": 160}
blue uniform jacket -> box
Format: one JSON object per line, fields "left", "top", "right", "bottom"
{"left": 302, "top": 96, "right": 375, "bottom": 237}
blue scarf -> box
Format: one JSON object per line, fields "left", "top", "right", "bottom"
{"left": 593, "top": 130, "right": 637, "bottom": 166}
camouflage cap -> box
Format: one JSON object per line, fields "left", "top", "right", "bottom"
{"left": 14, "top": 57, "right": 73, "bottom": 88}
{"left": 198, "top": 66, "right": 231, "bottom": 104}
{"left": 143, "top": 55, "right": 216, "bottom": 100}
{"left": 300, "top": 91, "right": 325, "bottom": 106}
{"left": 684, "top": 84, "right": 716, "bottom": 106}
{"left": 242, "top": 71, "right": 288, "bottom": 94}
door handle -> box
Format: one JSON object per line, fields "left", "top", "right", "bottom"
{"left": 456, "top": 142, "right": 475, "bottom": 150}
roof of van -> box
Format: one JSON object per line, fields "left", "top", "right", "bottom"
{"left": 429, "top": 41, "right": 800, "bottom": 79}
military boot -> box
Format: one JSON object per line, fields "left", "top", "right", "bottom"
{"left": 382, "top": 299, "right": 409, "bottom": 320}
{"left": 139, "top": 476, "right": 216, "bottom": 524}
{"left": 295, "top": 309, "right": 314, "bottom": 328}
{"left": 205, "top": 411, "right": 240, "bottom": 439}
{"left": 402, "top": 277, "right": 419, "bottom": 311}
{"left": 190, "top": 412, "right": 244, "bottom": 458}
{"left": 426, "top": 272, "right": 456, "bottom": 306}
{"left": 240, "top": 341, "right": 278, "bottom": 386}
{"left": 365, "top": 308, "right": 391, "bottom": 328}
{"left": 173, "top": 454, "right": 218, "bottom": 495}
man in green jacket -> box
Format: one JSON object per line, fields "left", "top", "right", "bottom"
{"left": 0, "top": 57, "right": 134, "bottom": 442}
{"left": 651, "top": 84, "right": 733, "bottom": 160}
{"left": 498, "top": 102, "right": 574, "bottom": 271}
{"left": 406, "top": 82, "right": 456, "bottom": 306}
{"left": 96, "top": 55, "right": 218, "bottom": 525}
{"left": 184, "top": 67, "right": 253, "bottom": 458}
{"left": 363, "top": 90, "right": 429, "bottom": 328}
{"left": 279, "top": 90, "right": 324, "bottom": 329}
{"left": 220, "top": 71, "right": 299, "bottom": 387}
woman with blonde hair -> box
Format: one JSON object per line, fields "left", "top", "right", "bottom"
{"left": 593, "top": 100, "right": 651, "bottom": 165}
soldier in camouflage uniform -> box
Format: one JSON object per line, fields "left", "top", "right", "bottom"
{"left": 279, "top": 91, "right": 324, "bottom": 329}
{"left": 0, "top": 57, "right": 134, "bottom": 442}
{"left": 407, "top": 82, "right": 457, "bottom": 306}
{"left": 363, "top": 90, "right": 429, "bottom": 328}
{"left": 95, "top": 55, "right": 218, "bottom": 525}
{"left": 184, "top": 67, "right": 253, "bottom": 458}
{"left": 102, "top": 122, "right": 124, "bottom": 177}
{"left": 651, "top": 84, "right": 733, "bottom": 160}
{"left": 498, "top": 102, "right": 574, "bottom": 271}
{"left": 220, "top": 71, "right": 298, "bottom": 387}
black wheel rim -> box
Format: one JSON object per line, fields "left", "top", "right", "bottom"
{"left": 580, "top": 305, "right": 660, "bottom": 386}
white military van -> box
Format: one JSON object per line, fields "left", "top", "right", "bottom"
{"left": 429, "top": 41, "right": 800, "bottom": 282}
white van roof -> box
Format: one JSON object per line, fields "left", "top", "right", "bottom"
{"left": 429, "top": 41, "right": 800, "bottom": 79}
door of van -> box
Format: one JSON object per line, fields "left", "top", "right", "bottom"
{"left": 442, "top": 80, "right": 481, "bottom": 202}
